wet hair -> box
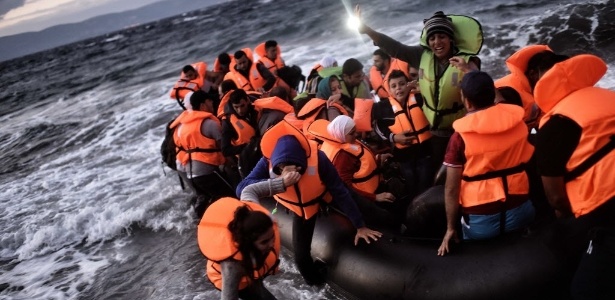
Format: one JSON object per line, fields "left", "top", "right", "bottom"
{"left": 190, "top": 90, "right": 211, "bottom": 109}
{"left": 342, "top": 58, "right": 363, "bottom": 76}
{"left": 229, "top": 89, "right": 249, "bottom": 105}
{"left": 373, "top": 49, "right": 390, "bottom": 61}
{"left": 388, "top": 70, "right": 409, "bottom": 82}
{"left": 269, "top": 86, "right": 289, "bottom": 102}
{"left": 228, "top": 205, "right": 273, "bottom": 275}
{"left": 497, "top": 86, "right": 523, "bottom": 107}
{"left": 234, "top": 50, "right": 247, "bottom": 60}
{"left": 183, "top": 65, "right": 196, "bottom": 74}
{"left": 220, "top": 79, "right": 238, "bottom": 95}
{"left": 218, "top": 53, "right": 231, "bottom": 66}
{"left": 265, "top": 40, "right": 278, "bottom": 49}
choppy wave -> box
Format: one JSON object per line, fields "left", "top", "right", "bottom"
{"left": 0, "top": 0, "right": 613, "bottom": 299}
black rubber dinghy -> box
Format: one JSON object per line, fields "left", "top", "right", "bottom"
{"left": 261, "top": 185, "right": 570, "bottom": 300}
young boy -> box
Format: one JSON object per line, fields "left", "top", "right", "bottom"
{"left": 372, "top": 70, "right": 434, "bottom": 202}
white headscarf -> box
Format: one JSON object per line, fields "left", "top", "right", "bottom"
{"left": 327, "top": 115, "right": 355, "bottom": 143}
{"left": 319, "top": 56, "right": 338, "bottom": 68}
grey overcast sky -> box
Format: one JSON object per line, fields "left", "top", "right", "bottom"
{"left": 0, "top": 0, "right": 164, "bottom": 37}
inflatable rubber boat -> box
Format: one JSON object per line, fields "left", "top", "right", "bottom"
{"left": 261, "top": 185, "right": 570, "bottom": 300}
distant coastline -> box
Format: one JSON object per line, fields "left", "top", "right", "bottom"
{"left": 0, "top": 0, "right": 226, "bottom": 62}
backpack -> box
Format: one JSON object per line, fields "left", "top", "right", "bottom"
{"left": 160, "top": 119, "right": 177, "bottom": 170}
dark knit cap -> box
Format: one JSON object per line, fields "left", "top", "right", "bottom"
{"left": 460, "top": 71, "right": 495, "bottom": 107}
{"left": 423, "top": 11, "right": 455, "bottom": 39}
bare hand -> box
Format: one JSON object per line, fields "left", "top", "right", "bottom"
{"left": 449, "top": 56, "right": 470, "bottom": 73}
{"left": 354, "top": 227, "right": 382, "bottom": 245}
{"left": 437, "top": 228, "right": 459, "bottom": 256}
{"left": 378, "top": 153, "right": 393, "bottom": 165}
{"left": 327, "top": 93, "right": 342, "bottom": 106}
{"left": 354, "top": 5, "right": 367, "bottom": 34}
{"left": 408, "top": 80, "right": 420, "bottom": 93}
{"left": 280, "top": 165, "right": 302, "bottom": 186}
{"left": 281, "top": 171, "right": 301, "bottom": 187}
{"left": 375, "top": 192, "right": 395, "bottom": 203}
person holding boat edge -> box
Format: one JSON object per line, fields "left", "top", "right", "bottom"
{"left": 437, "top": 71, "right": 535, "bottom": 256}
{"left": 236, "top": 120, "right": 382, "bottom": 285}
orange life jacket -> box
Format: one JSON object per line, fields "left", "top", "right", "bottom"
{"left": 225, "top": 64, "right": 257, "bottom": 91}
{"left": 217, "top": 91, "right": 233, "bottom": 119}
{"left": 228, "top": 113, "right": 257, "bottom": 147}
{"left": 228, "top": 48, "right": 254, "bottom": 72}
{"left": 253, "top": 96, "right": 294, "bottom": 119}
{"left": 283, "top": 113, "right": 305, "bottom": 131}
{"left": 198, "top": 197, "right": 280, "bottom": 291}
{"left": 296, "top": 98, "right": 349, "bottom": 134}
{"left": 169, "top": 61, "right": 207, "bottom": 100}
{"left": 369, "top": 58, "right": 410, "bottom": 99}
{"left": 170, "top": 110, "right": 225, "bottom": 166}
{"left": 535, "top": 54, "right": 615, "bottom": 217}
{"left": 387, "top": 94, "right": 432, "bottom": 149}
{"left": 249, "top": 65, "right": 295, "bottom": 95}
{"left": 353, "top": 98, "right": 374, "bottom": 132}
{"left": 260, "top": 121, "right": 328, "bottom": 220}
{"left": 307, "top": 119, "right": 380, "bottom": 194}
{"left": 254, "top": 43, "right": 285, "bottom": 74}
{"left": 494, "top": 45, "right": 552, "bottom": 124}
{"left": 454, "top": 104, "right": 534, "bottom": 208}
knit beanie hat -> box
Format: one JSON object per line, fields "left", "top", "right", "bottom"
{"left": 423, "top": 11, "right": 454, "bottom": 39}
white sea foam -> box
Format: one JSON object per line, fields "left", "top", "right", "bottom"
{"left": 0, "top": 1, "right": 612, "bottom": 299}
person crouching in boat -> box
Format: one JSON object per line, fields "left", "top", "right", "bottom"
{"left": 236, "top": 120, "right": 382, "bottom": 285}
{"left": 198, "top": 174, "right": 299, "bottom": 300}
{"left": 307, "top": 116, "right": 402, "bottom": 231}
{"left": 438, "top": 71, "right": 535, "bottom": 256}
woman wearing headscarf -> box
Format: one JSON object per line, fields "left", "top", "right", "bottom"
{"left": 308, "top": 116, "right": 401, "bottom": 230}
{"left": 296, "top": 76, "right": 350, "bottom": 131}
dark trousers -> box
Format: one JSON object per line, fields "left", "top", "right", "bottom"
{"left": 545, "top": 198, "right": 615, "bottom": 297}
{"left": 188, "top": 172, "right": 235, "bottom": 217}
{"left": 349, "top": 187, "right": 401, "bottom": 231}
{"left": 570, "top": 229, "right": 615, "bottom": 300}
{"left": 237, "top": 279, "right": 277, "bottom": 300}
{"left": 292, "top": 214, "right": 325, "bottom": 285}
{"left": 430, "top": 134, "right": 451, "bottom": 169}
{"left": 399, "top": 155, "right": 435, "bottom": 201}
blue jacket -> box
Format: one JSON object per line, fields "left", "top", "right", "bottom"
{"left": 236, "top": 136, "right": 365, "bottom": 228}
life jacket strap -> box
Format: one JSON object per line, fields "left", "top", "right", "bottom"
{"left": 565, "top": 135, "right": 615, "bottom": 182}
{"left": 177, "top": 146, "right": 221, "bottom": 153}
{"left": 423, "top": 100, "right": 464, "bottom": 117}
{"left": 352, "top": 168, "right": 380, "bottom": 183}
{"left": 462, "top": 163, "right": 527, "bottom": 182}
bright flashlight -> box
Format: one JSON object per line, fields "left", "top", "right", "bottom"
{"left": 347, "top": 15, "right": 360, "bottom": 31}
